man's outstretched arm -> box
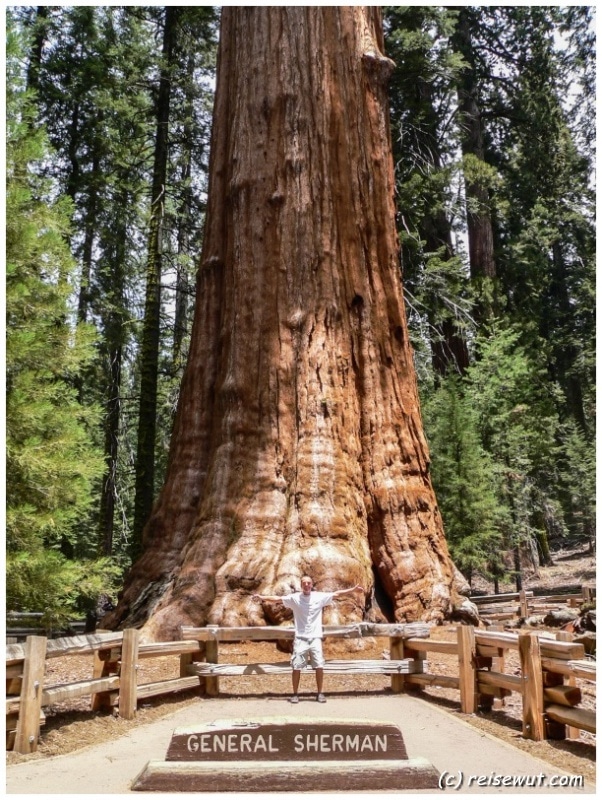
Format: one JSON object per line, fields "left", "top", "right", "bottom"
{"left": 332, "top": 584, "right": 364, "bottom": 598}
{"left": 252, "top": 593, "right": 284, "bottom": 603}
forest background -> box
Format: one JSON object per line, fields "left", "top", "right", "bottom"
{"left": 4, "top": 5, "right": 596, "bottom": 626}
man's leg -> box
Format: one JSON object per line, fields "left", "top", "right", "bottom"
{"left": 292, "top": 669, "right": 301, "bottom": 695}
{"left": 290, "top": 639, "right": 308, "bottom": 702}
{"left": 311, "top": 640, "right": 327, "bottom": 702}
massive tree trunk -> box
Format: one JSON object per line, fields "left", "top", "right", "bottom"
{"left": 105, "top": 7, "right": 461, "bottom": 641}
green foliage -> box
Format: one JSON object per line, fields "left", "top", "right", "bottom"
{"left": 460, "top": 154, "right": 501, "bottom": 209}
{"left": 385, "top": 9, "right": 472, "bottom": 378}
{"left": 421, "top": 319, "right": 593, "bottom": 586}
{"left": 15, "top": 5, "right": 218, "bottom": 560}
{"left": 6, "top": 11, "right": 113, "bottom": 618}
{"left": 6, "top": 551, "right": 121, "bottom": 627}
{"left": 423, "top": 377, "right": 504, "bottom": 581}
{"left": 556, "top": 419, "right": 596, "bottom": 544}
{"left": 387, "top": 6, "right": 595, "bottom": 585}
{"left": 465, "top": 323, "right": 564, "bottom": 542}
{"left": 464, "top": 7, "right": 594, "bottom": 435}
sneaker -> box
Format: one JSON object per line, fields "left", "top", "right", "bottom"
{"left": 317, "top": 693, "right": 326, "bottom": 703}
{"left": 289, "top": 695, "right": 299, "bottom": 704}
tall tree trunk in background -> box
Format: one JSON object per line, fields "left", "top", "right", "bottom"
{"left": 547, "top": 242, "right": 587, "bottom": 432}
{"left": 105, "top": 7, "right": 460, "bottom": 641}
{"left": 98, "top": 191, "right": 129, "bottom": 556}
{"left": 173, "top": 53, "right": 195, "bottom": 372}
{"left": 25, "top": 5, "right": 49, "bottom": 94}
{"left": 452, "top": 10, "right": 497, "bottom": 318}
{"left": 422, "top": 209, "right": 470, "bottom": 378}
{"left": 132, "top": 7, "right": 179, "bottom": 556}
{"left": 513, "top": 547, "right": 523, "bottom": 591}
{"left": 77, "top": 148, "right": 100, "bottom": 326}
{"left": 414, "top": 79, "right": 470, "bottom": 377}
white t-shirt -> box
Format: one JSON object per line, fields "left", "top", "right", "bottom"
{"left": 282, "top": 591, "right": 335, "bottom": 639}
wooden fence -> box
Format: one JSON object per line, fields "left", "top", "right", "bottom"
{"left": 5, "top": 623, "right": 426, "bottom": 755}
{"left": 471, "top": 587, "right": 595, "bottom": 621}
{"left": 398, "top": 627, "right": 595, "bottom": 742}
{"left": 5, "top": 612, "right": 87, "bottom": 643}
{"left": 6, "top": 622, "right": 595, "bottom": 756}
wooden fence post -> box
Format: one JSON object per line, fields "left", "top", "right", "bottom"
{"left": 457, "top": 625, "right": 477, "bottom": 714}
{"left": 14, "top": 635, "right": 47, "bottom": 754}
{"left": 389, "top": 637, "right": 404, "bottom": 694}
{"left": 518, "top": 632, "right": 545, "bottom": 741}
{"left": 119, "top": 628, "right": 140, "bottom": 720}
{"left": 555, "top": 631, "right": 580, "bottom": 740}
{"left": 519, "top": 589, "right": 529, "bottom": 619}
{"left": 488, "top": 625, "right": 506, "bottom": 709}
{"left": 91, "top": 641, "right": 121, "bottom": 712}
{"left": 205, "top": 636, "right": 220, "bottom": 697}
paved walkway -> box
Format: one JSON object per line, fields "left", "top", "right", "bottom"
{"left": 5, "top": 693, "right": 594, "bottom": 795}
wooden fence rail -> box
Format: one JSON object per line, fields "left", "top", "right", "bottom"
{"left": 398, "top": 627, "right": 595, "bottom": 741}
{"left": 5, "top": 623, "right": 595, "bottom": 755}
{"left": 181, "top": 622, "right": 429, "bottom": 697}
{"left": 471, "top": 587, "right": 595, "bottom": 620}
{"left": 5, "top": 613, "right": 88, "bottom": 643}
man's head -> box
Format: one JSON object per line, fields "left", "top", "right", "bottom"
{"left": 300, "top": 576, "right": 313, "bottom": 595}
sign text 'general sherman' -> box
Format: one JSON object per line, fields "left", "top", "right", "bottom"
{"left": 185, "top": 730, "right": 389, "bottom": 755}
{"left": 167, "top": 720, "right": 408, "bottom": 762}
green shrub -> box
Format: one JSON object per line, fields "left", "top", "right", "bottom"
{"left": 6, "top": 550, "right": 121, "bottom": 629}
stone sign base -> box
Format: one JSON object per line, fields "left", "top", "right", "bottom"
{"left": 132, "top": 717, "right": 439, "bottom": 792}
{"left": 133, "top": 756, "right": 440, "bottom": 792}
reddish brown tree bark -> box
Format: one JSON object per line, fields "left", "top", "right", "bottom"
{"left": 105, "top": 7, "right": 462, "bottom": 641}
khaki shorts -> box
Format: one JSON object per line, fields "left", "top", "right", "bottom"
{"left": 291, "top": 637, "right": 325, "bottom": 670}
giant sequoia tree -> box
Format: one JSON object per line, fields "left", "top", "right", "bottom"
{"left": 105, "top": 7, "right": 461, "bottom": 641}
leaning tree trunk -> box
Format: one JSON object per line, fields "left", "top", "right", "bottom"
{"left": 105, "top": 7, "right": 461, "bottom": 641}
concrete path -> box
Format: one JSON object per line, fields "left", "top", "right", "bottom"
{"left": 5, "top": 693, "right": 594, "bottom": 796}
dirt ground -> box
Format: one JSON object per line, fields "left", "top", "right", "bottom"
{"left": 6, "top": 546, "right": 596, "bottom": 785}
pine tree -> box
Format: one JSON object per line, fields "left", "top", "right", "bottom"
{"left": 385, "top": 7, "right": 471, "bottom": 378}
{"left": 388, "top": 7, "right": 595, "bottom": 578}
{"left": 422, "top": 377, "right": 504, "bottom": 584}
{"left": 465, "top": 324, "right": 563, "bottom": 585}
{"left": 458, "top": 7, "right": 595, "bottom": 437}
{"left": 5, "top": 13, "right": 116, "bottom": 621}
{"left": 16, "top": 6, "right": 217, "bottom": 560}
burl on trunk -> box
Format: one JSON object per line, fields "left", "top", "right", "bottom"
{"left": 105, "top": 7, "right": 462, "bottom": 641}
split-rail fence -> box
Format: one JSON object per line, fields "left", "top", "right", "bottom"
{"left": 471, "top": 587, "right": 595, "bottom": 621}
{"left": 6, "top": 618, "right": 595, "bottom": 756}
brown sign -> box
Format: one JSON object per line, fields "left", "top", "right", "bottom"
{"left": 166, "top": 719, "right": 408, "bottom": 762}
{"left": 133, "top": 718, "right": 440, "bottom": 792}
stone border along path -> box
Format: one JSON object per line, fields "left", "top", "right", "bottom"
{"left": 5, "top": 693, "right": 595, "bottom": 795}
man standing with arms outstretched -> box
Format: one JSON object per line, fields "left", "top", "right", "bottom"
{"left": 252, "top": 576, "right": 364, "bottom": 704}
